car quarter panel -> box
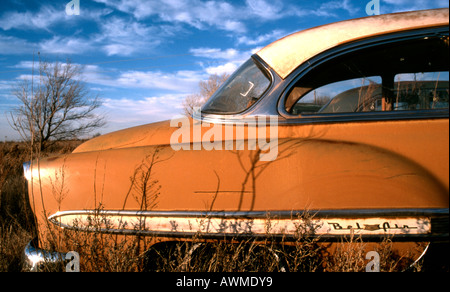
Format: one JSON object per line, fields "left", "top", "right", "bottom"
{"left": 27, "top": 117, "right": 448, "bottom": 221}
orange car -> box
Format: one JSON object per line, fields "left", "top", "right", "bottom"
{"left": 23, "top": 8, "right": 449, "bottom": 271}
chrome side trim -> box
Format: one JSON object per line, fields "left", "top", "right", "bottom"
{"left": 277, "top": 110, "right": 449, "bottom": 125}
{"left": 48, "top": 208, "right": 449, "bottom": 219}
{"left": 47, "top": 208, "right": 448, "bottom": 241}
{"left": 23, "top": 240, "right": 67, "bottom": 272}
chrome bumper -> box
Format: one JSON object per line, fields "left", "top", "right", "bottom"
{"left": 23, "top": 240, "right": 67, "bottom": 272}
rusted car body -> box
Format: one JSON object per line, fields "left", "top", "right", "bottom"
{"left": 23, "top": 9, "right": 449, "bottom": 270}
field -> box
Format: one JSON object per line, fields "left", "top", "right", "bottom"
{"left": 0, "top": 140, "right": 448, "bottom": 272}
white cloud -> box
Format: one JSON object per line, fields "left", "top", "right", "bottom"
{"left": 237, "top": 30, "right": 287, "bottom": 46}
{"left": 93, "top": 0, "right": 156, "bottom": 19}
{"left": 382, "top": 0, "right": 449, "bottom": 12}
{"left": 3, "top": 16, "right": 172, "bottom": 58}
{"left": 0, "top": 80, "right": 15, "bottom": 92}
{"left": 189, "top": 47, "right": 257, "bottom": 64}
{"left": 223, "top": 20, "right": 245, "bottom": 33}
{"left": 9, "top": 61, "right": 34, "bottom": 69}
{"left": 0, "top": 33, "right": 94, "bottom": 57}
{"left": 102, "top": 44, "right": 134, "bottom": 57}
{"left": 189, "top": 47, "right": 253, "bottom": 75}
{"left": 0, "top": 6, "right": 62, "bottom": 31}
{"left": 8, "top": 59, "right": 213, "bottom": 94}
{"left": 322, "top": 0, "right": 360, "bottom": 14}
{"left": 100, "top": 17, "right": 153, "bottom": 39}
{"left": 205, "top": 62, "right": 238, "bottom": 76}
{"left": 246, "top": 0, "right": 285, "bottom": 20}
{"left": 38, "top": 36, "right": 94, "bottom": 55}
{"left": 0, "top": 5, "right": 112, "bottom": 31}
{"left": 307, "top": 0, "right": 360, "bottom": 17}
{"left": 97, "top": 17, "right": 164, "bottom": 56}
{"left": 101, "top": 93, "right": 187, "bottom": 132}
{"left": 113, "top": 70, "right": 203, "bottom": 92}
{"left": 190, "top": 48, "right": 243, "bottom": 60}
{"left": 93, "top": 0, "right": 247, "bottom": 32}
{"left": 0, "top": 35, "right": 36, "bottom": 55}
{"left": 287, "top": 0, "right": 362, "bottom": 18}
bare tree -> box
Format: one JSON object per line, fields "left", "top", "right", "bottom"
{"left": 182, "top": 73, "right": 229, "bottom": 116}
{"left": 8, "top": 57, "right": 106, "bottom": 151}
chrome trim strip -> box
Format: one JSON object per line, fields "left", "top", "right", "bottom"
{"left": 48, "top": 208, "right": 447, "bottom": 241}
{"left": 277, "top": 110, "right": 449, "bottom": 126}
{"left": 49, "top": 208, "right": 449, "bottom": 219}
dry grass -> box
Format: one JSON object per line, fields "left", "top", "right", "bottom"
{"left": 33, "top": 210, "right": 428, "bottom": 272}
{"left": 0, "top": 223, "right": 33, "bottom": 272}
{"left": 0, "top": 140, "right": 82, "bottom": 272}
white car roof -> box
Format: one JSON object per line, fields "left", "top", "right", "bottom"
{"left": 256, "top": 8, "right": 449, "bottom": 79}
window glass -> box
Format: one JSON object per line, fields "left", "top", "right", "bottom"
{"left": 286, "top": 34, "right": 449, "bottom": 115}
{"left": 202, "top": 58, "right": 271, "bottom": 114}
{"left": 293, "top": 77, "right": 382, "bottom": 114}
{"left": 394, "top": 72, "right": 449, "bottom": 110}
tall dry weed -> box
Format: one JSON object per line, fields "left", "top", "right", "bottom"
{"left": 0, "top": 223, "right": 32, "bottom": 272}
{"left": 33, "top": 207, "right": 428, "bottom": 272}
{"left": 0, "top": 140, "right": 83, "bottom": 272}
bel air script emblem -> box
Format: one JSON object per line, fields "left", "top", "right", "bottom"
{"left": 325, "top": 218, "right": 430, "bottom": 235}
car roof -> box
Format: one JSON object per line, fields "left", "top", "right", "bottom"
{"left": 256, "top": 8, "right": 449, "bottom": 80}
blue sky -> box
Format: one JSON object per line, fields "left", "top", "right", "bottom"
{"left": 0, "top": 0, "right": 448, "bottom": 140}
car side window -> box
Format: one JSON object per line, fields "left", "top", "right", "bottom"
{"left": 294, "top": 77, "right": 383, "bottom": 114}
{"left": 286, "top": 34, "right": 449, "bottom": 115}
{"left": 393, "top": 72, "right": 449, "bottom": 110}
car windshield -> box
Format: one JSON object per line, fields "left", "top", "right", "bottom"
{"left": 201, "top": 58, "right": 271, "bottom": 114}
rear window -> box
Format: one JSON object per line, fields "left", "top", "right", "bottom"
{"left": 286, "top": 34, "right": 449, "bottom": 115}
